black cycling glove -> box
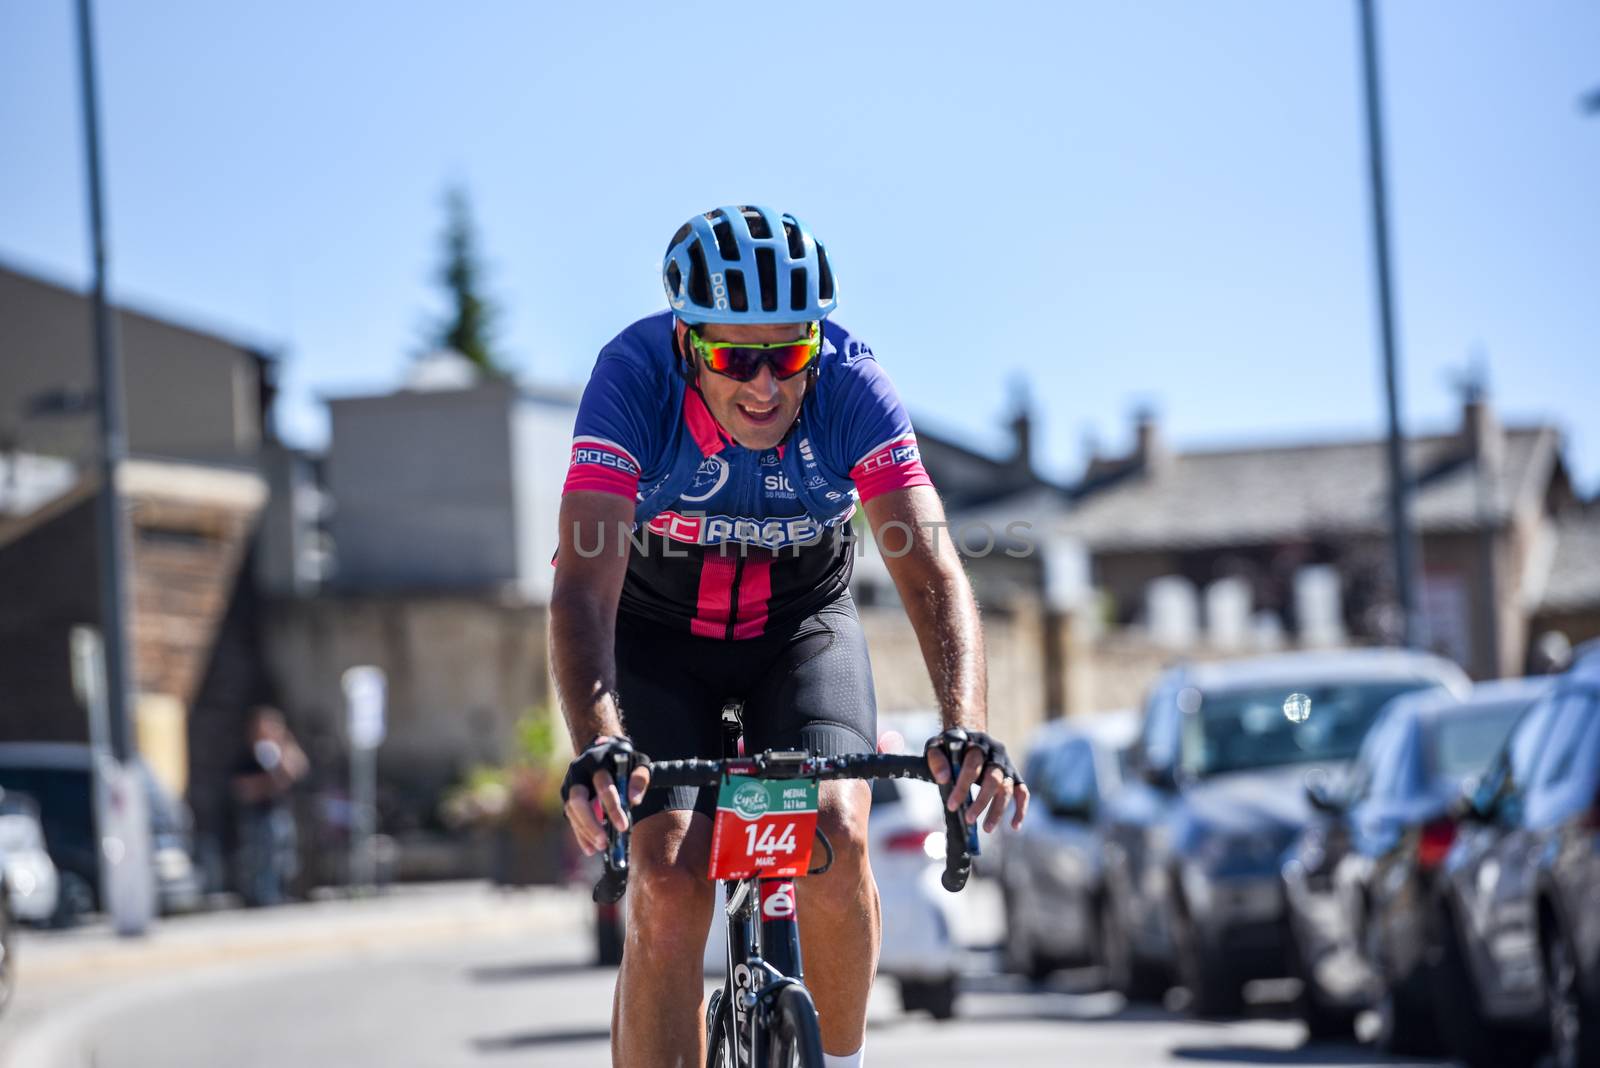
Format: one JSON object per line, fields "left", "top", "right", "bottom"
{"left": 925, "top": 727, "right": 1024, "bottom": 786}
{"left": 560, "top": 735, "right": 649, "bottom": 803}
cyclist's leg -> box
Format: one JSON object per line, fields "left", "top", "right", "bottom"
{"left": 743, "top": 595, "right": 879, "bottom": 1059}
{"left": 613, "top": 614, "right": 726, "bottom": 1067}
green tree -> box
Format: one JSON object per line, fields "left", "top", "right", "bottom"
{"left": 426, "top": 186, "right": 504, "bottom": 376}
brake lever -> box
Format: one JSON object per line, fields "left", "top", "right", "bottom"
{"left": 591, "top": 748, "right": 635, "bottom": 904}
{"left": 936, "top": 737, "right": 979, "bottom": 892}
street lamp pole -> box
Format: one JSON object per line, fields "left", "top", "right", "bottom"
{"left": 1356, "top": 0, "right": 1422, "bottom": 649}
{"left": 75, "top": 0, "right": 136, "bottom": 760}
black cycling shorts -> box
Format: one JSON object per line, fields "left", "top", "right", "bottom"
{"left": 616, "top": 593, "right": 879, "bottom": 825}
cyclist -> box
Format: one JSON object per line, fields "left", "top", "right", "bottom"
{"left": 553, "top": 206, "right": 1028, "bottom": 1067}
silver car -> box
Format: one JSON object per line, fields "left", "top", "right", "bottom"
{"left": 998, "top": 710, "right": 1137, "bottom": 979}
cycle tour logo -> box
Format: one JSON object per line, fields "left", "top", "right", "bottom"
{"left": 731, "top": 781, "right": 770, "bottom": 820}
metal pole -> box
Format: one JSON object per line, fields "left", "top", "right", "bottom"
{"left": 76, "top": 0, "right": 137, "bottom": 759}
{"left": 1357, "top": 0, "right": 1422, "bottom": 649}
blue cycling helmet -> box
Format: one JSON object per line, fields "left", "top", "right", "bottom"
{"left": 662, "top": 205, "right": 837, "bottom": 325}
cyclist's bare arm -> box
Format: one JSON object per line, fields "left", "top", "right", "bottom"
{"left": 862, "top": 484, "right": 1029, "bottom": 831}
{"left": 550, "top": 490, "right": 649, "bottom": 851}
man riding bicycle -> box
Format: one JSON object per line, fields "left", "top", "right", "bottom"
{"left": 553, "top": 205, "right": 1029, "bottom": 1067}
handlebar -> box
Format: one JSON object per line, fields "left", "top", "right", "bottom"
{"left": 591, "top": 750, "right": 977, "bottom": 903}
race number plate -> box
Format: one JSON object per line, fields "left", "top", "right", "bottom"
{"left": 708, "top": 776, "right": 819, "bottom": 880}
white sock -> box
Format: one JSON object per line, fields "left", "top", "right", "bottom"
{"left": 823, "top": 1049, "right": 863, "bottom": 1068}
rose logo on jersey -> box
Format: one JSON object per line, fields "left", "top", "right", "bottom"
{"left": 731, "top": 782, "right": 769, "bottom": 820}
{"left": 679, "top": 455, "right": 730, "bottom": 503}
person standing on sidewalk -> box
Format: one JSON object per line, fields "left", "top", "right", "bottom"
{"left": 231, "top": 706, "right": 309, "bottom": 906}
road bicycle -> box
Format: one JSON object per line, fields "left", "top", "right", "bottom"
{"left": 592, "top": 712, "right": 976, "bottom": 1068}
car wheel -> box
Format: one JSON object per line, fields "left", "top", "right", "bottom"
{"left": 50, "top": 872, "right": 94, "bottom": 930}
{"left": 898, "top": 976, "right": 958, "bottom": 1020}
{"left": 1431, "top": 904, "right": 1543, "bottom": 1068}
{"left": 0, "top": 880, "right": 14, "bottom": 1018}
{"left": 1365, "top": 921, "right": 1443, "bottom": 1055}
{"left": 1001, "top": 886, "right": 1045, "bottom": 980}
{"left": 1101, "top": 896, "right": 1166, "bottom": 1002}
{"left": 1173, "top": 909, "right": 1242, "bottom": 1019}
{"left": 1544, "top": 921, "right": 1600, "bottom": 1068}
{"left": 1286, "top": 916, "right": 1356, "bottom": 1041}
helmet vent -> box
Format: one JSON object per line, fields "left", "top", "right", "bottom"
{"left": 666, "top": 223, "right": 692, "bottom": 255}
{"left": 687, "top": 241, "right": 712, "bottom": 307}
{"left": 783, "top": 218, "right": 805, "bottom": 260}
{"left": 742, "top": 207, "right": 772, "bottom": 240}
{"left": 755, "top": 248, "right": 778, "bottom": 312}
{"left": 789, "top": 268, "right": 807, "bottom": 313}
{"left": 665, "top": 261, "right": 682, "bottom": 298}
{"left": 711, "top": 219, "right": 739, "bottom": 261}
{"left": 817, "top": 244, "right": 834, "bottom": 302}
{"left": 726, "top": 270, "right": 748, "bottom": 312}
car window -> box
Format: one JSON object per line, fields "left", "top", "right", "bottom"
{"left": 1142, "top": 683, "right": 1181, "bottom": 771}
{"left": 1367, "top": 716, "right": 1418, "bottom": 801}
{"left": 1346, "top": 710, "right": 1397, "bottom": 800}
{"left": 1429, "top": 702, "right": 1531, "bottom": 785}
{"left": 1044, "top": 743, "right": 1097, "bottom": 810}
{"left": 1178, "top": 680, "right": 1432, "bottom": 777}
{"left": 1531, "top": 692, "right": 1597, "bottom": 793}
{"left": 1506, "top": 695, "right": 1562, "bottom": 790}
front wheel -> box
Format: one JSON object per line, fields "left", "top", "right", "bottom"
{"left": 766, "top": 984, "right": 825, "bottom": 1068}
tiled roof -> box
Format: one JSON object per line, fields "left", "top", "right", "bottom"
{"left": 1540, "top": 511, "right": 1600, "bottom": 614}
{"left": 1056, "top": 427, "right": 1558, "bottom": 552}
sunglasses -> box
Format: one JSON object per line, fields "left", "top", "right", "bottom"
{"left": 687, "top": 323, "right": 821, "bottom": 382}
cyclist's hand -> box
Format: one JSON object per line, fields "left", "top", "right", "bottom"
{"left": 561, "top": 736, "right": 651, "bottom": 855}
{"left": 925, "top": 728, "right": 1030, "bottom": 833}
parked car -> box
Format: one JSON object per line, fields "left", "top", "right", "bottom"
{"left": 0, "top": 789, "right": 62, "bottom": 925}
{"left": 0, "top": 743, "right": 202, "bottom": 923}
{"left": 1431, "top": 648, "right": 1600, "bottom": 1068}
{"left": 0, "top": 863, "right": 12, "bottom": 1017}
{"left": 1281, "top": 678, "right": 1544, "bottom": 1048}
{"left": 1100, "top": 648, "right": 1470, "bottom": 1017}
{"left": 998, "top": 710, "right": 1137, "bottom": 979}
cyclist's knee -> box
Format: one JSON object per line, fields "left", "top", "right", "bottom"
{"left": 815, "top": 781, "right": 872, "bottom": 883}
{"left": 627, "top": 813, "right": 715, "bottom": 952}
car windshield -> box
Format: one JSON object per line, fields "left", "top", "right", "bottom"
{"left": 1429, "top": 702, "right": 1527, "bottom": 784}
{"left": 1182, "top": 680, "right": 1433, "bottom": 777}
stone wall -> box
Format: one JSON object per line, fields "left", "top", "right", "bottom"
{"left": 262, "top": 594, "right": 554, "bottom": 828}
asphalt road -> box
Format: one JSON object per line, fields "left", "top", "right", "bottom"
{"left": 69, "top": 923, "right": 1452, "bottom": 1068}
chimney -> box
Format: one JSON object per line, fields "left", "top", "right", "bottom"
{"left": 1007, "top": 378, "right": 1033, "bottom": 476}
{"left": 1134, "top": 405, "right": 1168, "bottom": 477}
{"left": 1460, "top": 374, "right": 1502, "bottom": 471}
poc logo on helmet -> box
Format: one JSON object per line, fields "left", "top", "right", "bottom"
{"left": 710, "top": 272, "right": 729, "bottom": 311}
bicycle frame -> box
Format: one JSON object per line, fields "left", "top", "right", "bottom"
{"left": 709, "top": 872, "right": 809, "bottom": 1067}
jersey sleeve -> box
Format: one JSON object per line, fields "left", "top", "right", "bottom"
{"left": 562, "top": 352, "right": 658, "bottom": 500}
{"left": 824, "top": 340, "right": 933, "bottom": 503}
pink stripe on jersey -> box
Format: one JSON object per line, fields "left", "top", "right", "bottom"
{"left": 562, "top": 438, "right": 641, "bottom": 499}
{"left": 731, "top": 553, "right": 774, "bottom": 640}
{"left": 689, "top": 553, "right": 738, "bottom": 639}
{"left": 683, "top": 385, "right": 730, "bottom": 456}
{"left": 850, "top": 433, "right": 933, "bottom": 502}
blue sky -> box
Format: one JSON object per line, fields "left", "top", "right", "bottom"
{"left": 4, "top": 1, "right": 1597, "bottom": 490}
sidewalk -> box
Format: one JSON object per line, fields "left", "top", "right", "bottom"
{"left": 0, "top": 881, "right": 587, "bottom": 1068}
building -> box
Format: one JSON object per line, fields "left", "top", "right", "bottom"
{"left": 0, "top": 261, "right": 280, "bottom": 881}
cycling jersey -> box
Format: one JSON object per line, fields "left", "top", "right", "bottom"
{"left": 563, "top": 311, "right": 930, "bottom": 639}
